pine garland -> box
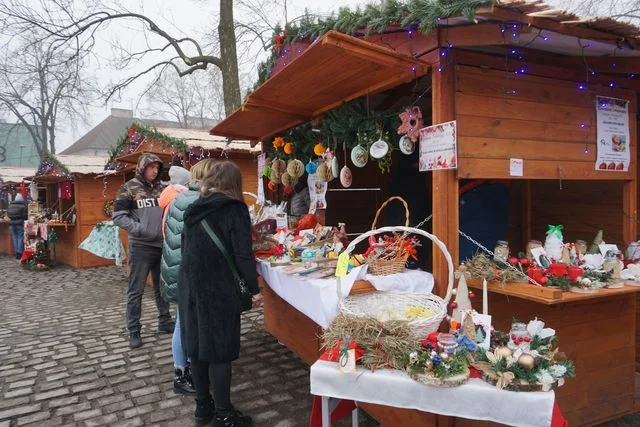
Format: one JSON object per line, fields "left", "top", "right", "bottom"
{"left": 36, "top": 154, "right": 71, "bottom": 176}
{"left": 257, "top": 0, "right": 493, "bottom": 85}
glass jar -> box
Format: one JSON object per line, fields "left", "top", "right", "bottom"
{"left": 437, "top": 333, "right": 459, "bottom": 354}
{"left": 626, "top": 242, "right": 640, "bottom": 261}
{"left": 526, "top": 240, "right": 542, "bottom": 262}
{"left": 494, "top": 240, "right": 510, "bottom": 262}
{"left": 603, "top": 250, "right": 622, "bottom": 279}
{"left": 508, "top": 322, "right": 531, "bottom": 352}
{"left": 575, "top": 240, "right": 588, "bottom": 256}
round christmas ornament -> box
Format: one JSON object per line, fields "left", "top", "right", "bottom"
{"left": 269, "top": 170, "right": 282, "bottom": 184}
{"left": 399, "top": 135, "right": 416, "bottom": 155}
{"left": 370, "top": 139, "right": 389, "bottom": 159}
{"left": 517, "top": 354, "right": 535, "bottom": 370}
{"left": 340, "top": 165, "right": 352, "bottom": 188}
{"left": 271, "top": 159, "right": 286, "bottom": 174}
{"left": 494, "top": 346, "right": 513, "bottom": 360}
{"left": 281, "top": 172, "right": 293, "bottom": 188}
{"left": 287, "top": 159, "right": 305, "bottom": 178}
{"left": 283, "top": 186, "right": 294, "bottom": 195}
{"left": 262, "top": 165, "right": 272, "bottom": 178}
{"left": 351, "top": 144, "right": 368, "bottom": 168}
{"left": 317, "top": 162, "right": 334, "bottom": 182}
{"left": 313, "top": 143, "right": 325, "bottom": 156}
{"left": 283, "top": 143, "right": 294, "bottom": 155}
{"left": 332, "top": 156, "right": 339, "bottom": 178}
{"left": 305, "top": 160, "right": 318, "bottom": 174}
{"left": 267, "top": 181, "right": 277, "bottom": 191}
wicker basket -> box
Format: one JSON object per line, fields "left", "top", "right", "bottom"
{"left": 337, "top": 226, "right": 455, "bottom": 338}
{"left": 367, "top": 197, "right": 410, "bottom": 276}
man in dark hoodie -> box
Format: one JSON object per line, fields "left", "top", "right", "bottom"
{"left": 7, "top": 193, "right": 28, "bottom": 260}
{"left": 113, "top": 153, "right": 173, "bottom": 349}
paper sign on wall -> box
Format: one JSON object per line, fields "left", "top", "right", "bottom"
{"left": 509, "top": 158, "right": 523, "bottom": 177}
{"left": 418, "top": 120, "right": 457, "bottom": 172}
{"left": 257, "top": 153, "right": 266, "bottom": 204}
{"left": 595, "top": 96, "right": 630, "bottom": 172}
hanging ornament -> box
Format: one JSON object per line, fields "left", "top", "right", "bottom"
{"left": 29, "top": 180, "right": 38, "bottom": 201}
{"left": 262, "top": 165, "right": 272, "bottom": 178}
{"left": 399, "top": 135, "right": 416, "bottom": 155}
{"left": 287, "top": 159, "right": 305, "bottom": 179}
{"left": 317, "top": 162, "right": 334, "bottom": 182}
{"left": 271, "top": 159, "right": 286, "bottom": 174}
{"left": 340, "top": 166, "right": 352, "bottom": 188}
{"left": 60, "top": 180, "right": 73, "bottom": 200}
{"left": 305, "top": 160, "right": 318, "bottom": 174}
{"left": 283, "top": 185, "right": 293, "bottom": 195}
{"left": 269, "top": 169, "right": 282, "bottom": 184}
{"left": 331, "top": 156, "right": 339, "bottom": 178}
{"left": 397, "top": 107, "right": 424, "bottom": 142}
{"left": 267, "top": 181, "right": 277, "bottom": 191}
{"left": 351, "top": 144, "right": 368, "bottom": 168}
{"left": 313, "top": 143, "right": 325, "bottom": 156}
{"left": 274, "top": 32, "right": 285, "bottom": 53}
{"left": 281, "top": 172, "right": 294, "bottom": 188}
{"left": 283, "top": 142, "right": 294, "bottom": 155}
{"left": 370, "top": 139, "right": 389, "bottom": 159}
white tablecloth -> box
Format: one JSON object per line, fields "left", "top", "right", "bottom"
{"left": 258, "top": 263, "right": 436, "bottom": 328}
{"left": 310, "top": 360, "right": 555, "bottom": 427}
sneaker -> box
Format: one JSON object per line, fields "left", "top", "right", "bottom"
{"left": 212, "top": 407, "right": 253, "bottom": 427}
{"left": 195, "top": 398, "right": 215, "bottom": 426}
{"left": 129, "top": 331, "right": 142, "bottom": 349}
{"left": 158, "top": 321, "right": 175, "bottom": 334}
{"left": 173, "top": 367, "right": 196, "bottom": 395}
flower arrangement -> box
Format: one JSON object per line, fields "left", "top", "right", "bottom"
{"left": 103, "top": 199, "right": 114, "bottom": 218}
{"left": 471, "top": 318, "right": 575, "bottom": 391}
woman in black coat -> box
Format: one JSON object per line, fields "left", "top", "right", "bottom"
{"left": 179, "top": 161, "right": 262, "bottom": 427}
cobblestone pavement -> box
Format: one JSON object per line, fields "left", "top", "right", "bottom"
{"left": 0, "top": 255, "right": 637, "bottom": 427}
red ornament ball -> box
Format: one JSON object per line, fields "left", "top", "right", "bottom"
{"left": 468, "top": 291, "right": 475, "bottom": 299}
{"left": 508, "top": 257, "right": 519, "bottom": 265}
{"left": 450, "top": 302, "right": 457, "bottom": 309}
{"left": 519, "top": 258, "right": 529, "bottom": 266}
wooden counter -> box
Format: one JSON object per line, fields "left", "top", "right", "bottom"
{"left": 261, "top": 275, "right": 639, "bottom": 426}
{"left": 0, "top": 221, "right": 13, "bottom": 256}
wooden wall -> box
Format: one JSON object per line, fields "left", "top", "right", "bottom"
{"left": 0, "top": 222, "right": 13, "bottom": 255}
{"left": 455, "top": 65, "right": 637, "bottom": 181}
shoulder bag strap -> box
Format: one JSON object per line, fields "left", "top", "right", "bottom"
{"left": 199, "top": 220, "right": 245, "bottom": 287}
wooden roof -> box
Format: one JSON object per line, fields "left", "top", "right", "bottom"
{"left": 55, "top": 155, "right": 109, "bottom": 175}
{"left": 0, "top": 167, "right": 35, "bottom": 184}
{"left": 155, "top": 128, "right": 261, "bottom": 154}
{"left": 211, "top": 30, "right": 431, "bottom": 141}
{"left": 211, "top": 0, "right": 640, "bottom": 142}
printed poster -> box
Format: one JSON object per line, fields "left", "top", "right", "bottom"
{"left": 257, "top": 153, "right": 266, "bottom": 204}
{"left": 419, "top": 120, "right": 457, "bottom": 172}
{"left": 596, "top": 96, "right": 630, "bottom": 172}
{"left": 307, "top": 169, "right": 327, "bottom": 212}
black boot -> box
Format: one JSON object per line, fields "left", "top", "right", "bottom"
{"left": 129, "top": 331, "right": 142, "bottom": 349}
{"left": 195, "top": 398, "right": 215, "bottom": 426}
{"left": 158, "top": 321, "right": 175, "bottom": 334}
{"left": 173, "top": 366, "right": 196, "bottom": 395}
{"left": 212, "top": 406, "right": 253, "bottom": 427}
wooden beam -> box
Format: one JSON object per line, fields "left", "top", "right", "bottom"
{"left": 431, "top": 50, "right": 459, "bottom": 299}
{"left": 624, "top": 95, "right": 638, "bottom": 244}
{"left": 242, "top": 99, "right": 312, "bottom": 121}
{"left": 438, "top": 23, "right": 530, "bottom": 47}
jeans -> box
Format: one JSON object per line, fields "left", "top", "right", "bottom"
{"left": 126, "top": 244, "right": 171, "bottom": 332}
{"left": 9, "top": 224, "right": 24, "bottom": 257}
{"left": 172, "top": 308, "right": 188, "bottom": 369}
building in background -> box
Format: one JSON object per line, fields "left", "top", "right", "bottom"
{"left": 0, "top": 121, "right": 40, "bottom": 167}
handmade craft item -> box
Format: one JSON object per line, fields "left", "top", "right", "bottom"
{"left": 544, "top": 225, "right": 564, "bottom": 261}
{"left": 397, "top": 107, "right": 423, "bottom": 142}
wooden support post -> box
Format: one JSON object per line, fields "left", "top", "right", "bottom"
{"left": 431, "top": 50, "right": 459, "bottom": 298}
{"left": 625, "top": 97, "right": 638, "bottom": 245}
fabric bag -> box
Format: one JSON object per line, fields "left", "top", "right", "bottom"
{"left": 200, "top": 220, "right": 252, "bottom": 312}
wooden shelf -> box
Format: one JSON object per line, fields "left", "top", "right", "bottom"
{"left": 467, "top": 278, "right": 640, "bottom": 305}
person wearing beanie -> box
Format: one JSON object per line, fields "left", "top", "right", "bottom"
{"left": 7, "top": 193, "right": 27, "bottom": 260}
{"left": 159, "top": 166, "right": 190, "bottom": 238}
{"left": 113, "top": 153, "right": 173, "bottom": 349}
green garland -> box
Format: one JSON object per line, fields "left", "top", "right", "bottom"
{"left": 257, "top": 0, "right": 493, "bottom": 85}
{"left": 36, "top": 154, "right": 71, "bottom": 176}
{"left": 106, "top": 122, "right": 189, "bottom": 170}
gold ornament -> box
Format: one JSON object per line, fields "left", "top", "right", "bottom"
{"left": 287, "top": 159, "right": 305, "bottom": 179}
{"left": 281, "top": 172, "right": 293, "bottom": 188}
{"left": 271, "top": 159, "right": 286, "bottom": 174}
{"left": 269, "top": 168, "right": 282, "bottom": 184}
{"left": 494, "top": 346, "right": 512, "bottom": 360}
{"left": 517, "top": 354, "right": 535, "bottom": 370}
{"left": 317, "top": 162, "right": 334, "bottom": 182}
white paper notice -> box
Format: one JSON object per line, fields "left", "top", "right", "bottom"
{"left": 509, "top": 158, "right": 523, "bottom": 177}
{"left": 596, "top": 96, "right": 630, "bottom": 172}
{"left": 307, "top": 170, "right": 327, "bottom": 211}
{"left": 257, "top": 153, "right": 266, "bottom": 204}
{"left": 418, "top": 120, "right": 457, "bottom": 172}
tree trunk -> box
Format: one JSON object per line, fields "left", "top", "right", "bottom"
{"left": 218, "top": 0, "right": 241, "bottom": 116}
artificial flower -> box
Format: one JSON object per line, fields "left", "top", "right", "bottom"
{"left": 535, "top": 369, "right": 556, "bottom": 391}
{"left": 273, "top": 136, "right": 285, "bottom": 148}
{"left": 549, "top": 365, "right": 567, "bottom": 378}
{"left": 527, "top": 318, "right": 556, "bottom": 340}
{"left": 283, "top": 142, "right": 294, "bottom": 154}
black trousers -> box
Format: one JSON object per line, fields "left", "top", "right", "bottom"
{"left": 126, "top": 244, "right": 171, "bottom": 332}
{"left": 190, "top": 359, "right": 232, "bottom": 411}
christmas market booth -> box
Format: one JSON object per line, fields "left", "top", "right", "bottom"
{"left": 0, "top": 167, "right": 35, "bottom": 256}
{"left": 27, "top": 154, "right": 125, "bottom": 269}
{"left": 104, "top": 124, "right": 261, "bottom": 203}
{"left": 210, "top": 0, "right": 640, "bottom": 425}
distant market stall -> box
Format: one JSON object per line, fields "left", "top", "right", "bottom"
{"left": 27, "top": 154, "right": 125, "bottom": 268}
{"left": 0, "top": 167, "right": 35, "bottom": 256}
{"left": 211, "top": 0, "right": 640, "bottom": 425}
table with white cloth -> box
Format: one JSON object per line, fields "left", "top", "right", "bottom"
{"left": 310, "top": 360, "right": 556, "bottom": 427}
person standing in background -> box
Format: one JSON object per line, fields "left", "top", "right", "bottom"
{"left": 113, "top": 153, "right": 173, "bottom": 349}
{"left": 7, "top": 193, "right": 27, "bottom": 261}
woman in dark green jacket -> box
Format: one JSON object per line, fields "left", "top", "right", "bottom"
{"left": 160, "top": 159, "right": 215, "bottom": 410}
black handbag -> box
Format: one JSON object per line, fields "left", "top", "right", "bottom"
{"left": 200, "top": 220, "right": 253, "bottom": 312}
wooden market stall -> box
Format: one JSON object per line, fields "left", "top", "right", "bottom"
{"left": 211, "top": 1, "right": 640, "bottom": 425}
{"left": 30, "top": 155, "right": 125, "bottom": 268}
{"left": 0, "top": 167, "right": 35, "bottom": 256}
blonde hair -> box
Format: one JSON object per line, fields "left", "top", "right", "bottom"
{"left": 189, "top": 159, "right": 216, "bottom": 184}
{"left": 200, "top": 161, "right": 243, "bottom": 201}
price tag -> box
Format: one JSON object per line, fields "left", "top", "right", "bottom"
{"left": 339, "top": 349, "right": 356, "bottom": 374}
{"left": 335, "top": 252, "right": 349, "bottom": 277}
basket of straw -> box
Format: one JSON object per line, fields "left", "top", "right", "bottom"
{"left": 367, "top": 197, "right": 410, "bottom": 276}
{"left": 337, "top": 226, "right": 455, "bottom": 338}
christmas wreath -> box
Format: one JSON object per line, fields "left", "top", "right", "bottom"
{"left": 103, "top": 199, "right": 114, "bottom": 218}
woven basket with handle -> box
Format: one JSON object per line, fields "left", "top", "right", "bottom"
{"left": 337, "top": 226, "right": 455, "bottom": 338}
{"left": 367, "top": 196, "right": 410, "bottom": 276}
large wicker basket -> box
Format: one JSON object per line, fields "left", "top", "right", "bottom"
{"left": 337, "top": 226, "right": 455, "bottom": 338}
{"left": 367, "top": 197, "right": 410, "bottom": 276}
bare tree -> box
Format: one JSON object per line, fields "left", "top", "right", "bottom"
{"left": 553, "top": 0, "right": 640, "bottom": 21}
{"left": 0, "top": 34, "right": 91, "bottom": 158}
{"left": 139, "top": 68, "right": 223, "bottom": 128}
{"left": 0, "top": 0, "right": 245, "bottom": 116}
